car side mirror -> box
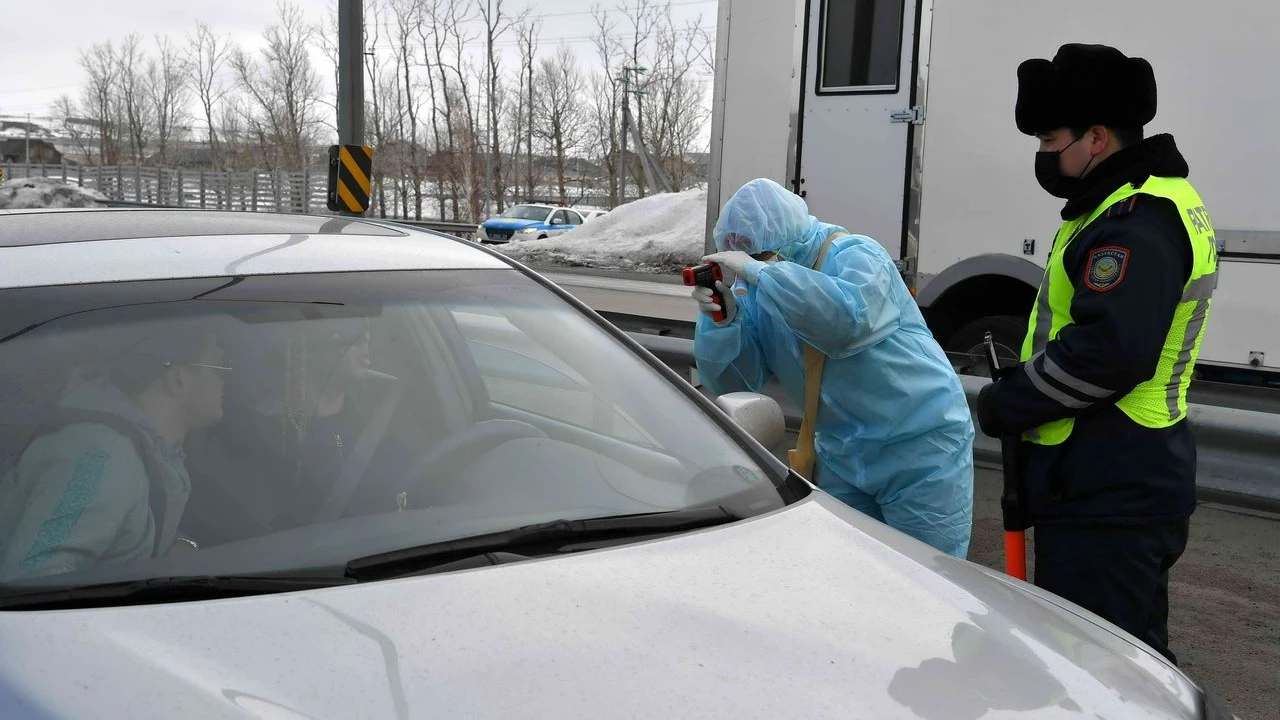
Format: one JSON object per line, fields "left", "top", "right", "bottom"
{"left": 714, "top": 392, "right": 785, "bottom": 450}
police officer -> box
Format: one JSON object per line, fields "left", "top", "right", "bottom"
{"left": 975, "top": 43, "right": 1218, "bottom": 666}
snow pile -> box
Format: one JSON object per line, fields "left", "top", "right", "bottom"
{"left": 0, "top": 177, "right": 107, "bottom": 209}
{"left": 500, "top": 187, "right": 707, "bottom": 273}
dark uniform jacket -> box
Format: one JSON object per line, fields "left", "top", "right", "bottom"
{"left": 977, "top": 134, "right": 1199, "bottom": 526}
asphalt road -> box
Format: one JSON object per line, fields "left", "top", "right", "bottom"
{"left": 966, "top": 466, "right": 1280, "bottom": 720}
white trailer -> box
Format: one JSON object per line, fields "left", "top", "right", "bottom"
{"left": 704, "top": 0, "right": 1280, "bottom": 385}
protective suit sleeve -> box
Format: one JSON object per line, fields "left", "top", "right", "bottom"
{"left": 0, "top": 431, "right": 150, "bottom": 581}
{"left": 693, "top": 298, "right": 773, "bottom": 395}
{"left": 982, "top": 198, "right": 1190, "bottom": 435}
{"left": 751, "top": 238, "right": 902, "bottom": 359}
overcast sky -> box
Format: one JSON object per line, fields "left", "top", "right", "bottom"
{"left": 0, "top": 0, "right": 717, "bottom": 119}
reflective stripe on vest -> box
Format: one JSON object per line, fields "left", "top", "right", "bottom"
{"left": 1020, "top": 176, "right": 1219, "bottom": 445}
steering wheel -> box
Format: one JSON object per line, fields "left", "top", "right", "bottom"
{"left": 401, "top": 419, "right": 547, "bottom": 507}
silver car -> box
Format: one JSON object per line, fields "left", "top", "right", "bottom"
{"left": 0, "top": 208, "right": 1237, "bottom": 719}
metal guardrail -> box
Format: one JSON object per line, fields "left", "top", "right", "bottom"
{"left": 375, "top": 217, "right": 479, "bottom": 240}
{"left": 626, "top": 333, "right": 1280, "bottom": 510}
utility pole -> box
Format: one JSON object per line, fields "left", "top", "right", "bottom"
{"left": 616, "top": 65, "right": 647, "bottom": 207}
{"left": 618, "top": 70, "right": 629, "bottom": 206}
{"left": 337, "top": 0, "right": 365, "bottom": 145}
{"left": 25, "top": 113, "right": 31, "bottom": 166}
{"left": 483, "top": 0, "right": 495, "bottom": 219}
{"left": 336, "top": 0, "right": 366, "bottom": 216}
{"left": 633, "top": 85, "right": 648, "bottom": 198}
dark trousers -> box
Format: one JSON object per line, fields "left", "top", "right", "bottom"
{"left": 1033, "top": 520, "right": 1191, "bottom": 665}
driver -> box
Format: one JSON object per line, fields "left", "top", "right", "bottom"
{"left": 182, "top": 317, "right": 410, "bottom": 545}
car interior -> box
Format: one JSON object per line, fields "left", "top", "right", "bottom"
{"left": 0, "top": 269, "right": 787, "bottom": 588}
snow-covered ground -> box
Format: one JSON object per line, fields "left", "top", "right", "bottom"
{"left": 498, "top": 188, "right": 707, "bottom": 273}
{"left": 0, "top": 177, "right": 107, "bottom": 209}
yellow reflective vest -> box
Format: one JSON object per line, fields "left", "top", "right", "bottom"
{"left": 1020, "top": 176, "right": 1219, "bottom": 445}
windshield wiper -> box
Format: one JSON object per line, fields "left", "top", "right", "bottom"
{"left": 0, "top": 574, "right": 355, "bottom": 611}
{"left": 345, "top": 505, "right": 739, "bottom": 581}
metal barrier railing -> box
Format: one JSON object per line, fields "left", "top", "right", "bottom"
{"left": 372, "top": 217, "right": 479, "bottom": 240}
{"left": 626, "top": 332, "right": 1280, "bottom": 510}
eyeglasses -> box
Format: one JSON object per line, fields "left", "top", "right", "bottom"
{"left": 163, "top": 361, "right": 233, "bottom": 373}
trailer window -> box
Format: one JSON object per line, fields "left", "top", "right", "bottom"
{"left": 819, "top": 0, "right": 905, "bottom": 92}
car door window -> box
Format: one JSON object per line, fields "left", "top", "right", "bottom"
{"left": 564, "top": 211, "right": 583, "bottom": 226}
{"left": 550, "top": 210, "right": 567, "bottom": 225}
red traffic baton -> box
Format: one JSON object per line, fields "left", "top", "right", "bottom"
{"left": 983, "top": 332, "right": 1029, "bottom": 581}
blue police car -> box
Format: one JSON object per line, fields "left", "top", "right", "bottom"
{"left": 478, "top": 204, "right": 587, "bottom": 244}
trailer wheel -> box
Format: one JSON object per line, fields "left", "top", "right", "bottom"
{"left": 946, "top": 315, "right": 1025, "bottom": 377}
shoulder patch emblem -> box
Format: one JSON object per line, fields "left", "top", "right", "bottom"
{"left": 1085, "top": 246, "right": 1129, "bottom": 292}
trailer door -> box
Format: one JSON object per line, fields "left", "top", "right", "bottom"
{"left": 796, "top": 0, "right": 919, "bottom": 258}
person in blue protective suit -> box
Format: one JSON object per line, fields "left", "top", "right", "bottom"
{"left": 693, "top": 178, "right": 975, "bottom": 557}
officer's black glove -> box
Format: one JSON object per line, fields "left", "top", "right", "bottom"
{"left": 975, "top": 380, "right": 1007, "bottom": 438}
{"left": 991, "top": 364, "right": 1018, "bottom": 383}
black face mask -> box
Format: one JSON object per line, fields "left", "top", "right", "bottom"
{"left": 1034, "top": 134, "right": 1093, "bottom": 199}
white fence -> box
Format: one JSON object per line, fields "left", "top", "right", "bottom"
{"left": 2, "top": 162, "right": 652, "bottom": 221}
{"left": 2, "top": 163, "right": 329, "bottom": 214}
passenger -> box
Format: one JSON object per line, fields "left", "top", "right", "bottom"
{"left": 693, "top": 178, "right": 975, "bottom": 558}
{"left": 183, "top": 318, "right": 407, "bottom": 544}
{"left": 0, "top": 319, "right": 230, "bottom": 581}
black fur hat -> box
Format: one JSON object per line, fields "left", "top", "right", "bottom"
{"left": 1015, "top": 43, "right": 1157, "bottom": 135}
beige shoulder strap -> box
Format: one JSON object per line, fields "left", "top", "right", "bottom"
{"left": 787, "top": 231, "right": 846, "bottom": 478}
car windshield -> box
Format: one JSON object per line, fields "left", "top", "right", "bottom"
{"left": 0, "top": 269, "right": 791, "bottom": 593}
{"left": 500, "top": 206, "right": 550, "bottom": 221}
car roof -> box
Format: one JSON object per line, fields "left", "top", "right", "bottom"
{"left": 0, "top": 207, "right": 512, "bottom": 289}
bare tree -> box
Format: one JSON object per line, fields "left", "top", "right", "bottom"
{"left": 418, "top": 0, "right": 477, "bottom": 220}
{"left": 535, "top": 46, "right": 586, "bottom": 205}
{"left": 147, "top": 36, "right": 191, "bottom": 166}
{"left": 216, "top": 95, "right": 251, "bottom": 172}
{"left": 363, "top": 0, "right": 414, "bottom": 221}
{"left": 640, "top": 7, "right": 711, "bottom": 189}
{"left": 231, "top": 1, "right": 325, "bottom": 170}
{"left": 477, "top": 0, "right": 523, "bottom": 215}
{"left": 77, "top": 41, "right": 124, "bottom": 165}
{"left": 391, "top": 0, "right": 427, "bottom": 219}
{"left": 515, "top": 18, "right": 542, "bottom": 204}
{"left": 618, "top": 0, "right": 663, "bottom": 72}
{"left": 361, "top": 0, "right": 390, "bottom": 216}
{"left": 187, "top": 22, "right": 234, "bottom": 170}
{"left": 51, "top": 95, "right": 96, "bottom": 163}
{"left": 118, "top": 34, "right": 154, "bottom": 164}
{"left": 616, "top": 0, "right": 664, "bottom": 197}
{"left": 589, "top": 5, "right": 625, "bottom": 204}
{"left": 444, "top": 4, "right": 483, "bottom": 220}
{"left": 315, "top": 3, "right": 341, "bottom": 128}
{"left": 692, "top": 20, "right": 716, "bottom": 76}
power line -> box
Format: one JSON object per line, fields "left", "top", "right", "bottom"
{"left": 369, "top": 0, "right": 714, "bottom": 27}
{"left": 0, "top": 83, "right": 83, "bottom": 96}
{"left": 366, "top": 26, "right": 704, "bottom": 52}
{"left": 0, "top": 103, "right": 65, "bottom": 114}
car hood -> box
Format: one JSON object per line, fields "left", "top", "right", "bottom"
{"left": 0, "top": 495, "right": 1204, "bottom": 719}
{"left": 482, "top": 218, "right": 540, "bottom": 231}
